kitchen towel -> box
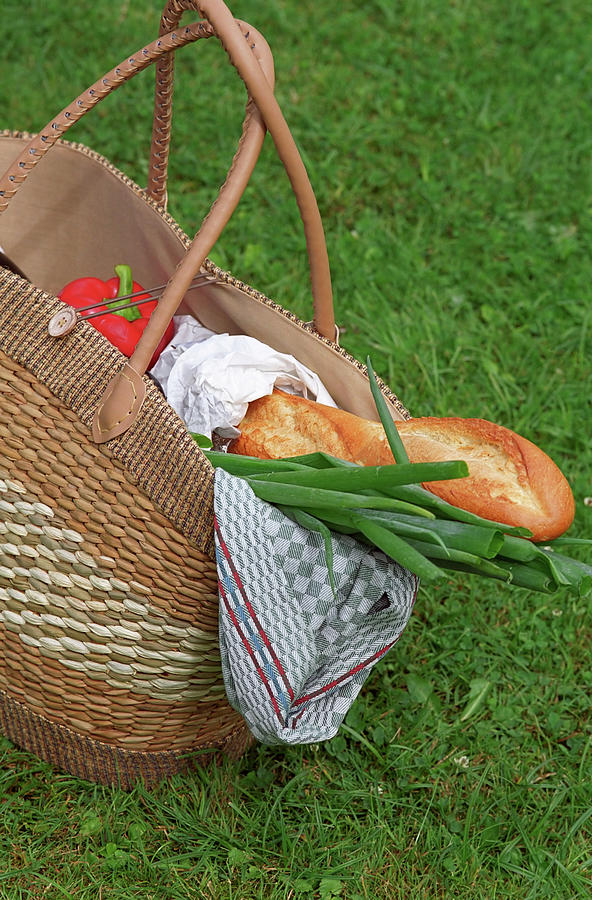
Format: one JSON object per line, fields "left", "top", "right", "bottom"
{"left": 214, "top": 469, "right": 419, "bottom": 745}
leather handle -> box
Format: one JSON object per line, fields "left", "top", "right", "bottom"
{"left": 94, "top": 0, "right": 336, "bottom": 443}
{"left": 143, "top": 0, "right": 336, "bottom": 349}
{"left": 0, "top": 20, "right": 271, "bottom": 215}
{"left": 198, "top": 0, "right": 336, "bottom": 341}
{"left": 117, "top": 0, "right": 336, "bottom": 375}
{"left": 148, "top": 0, "right": 215, "bottom": 206}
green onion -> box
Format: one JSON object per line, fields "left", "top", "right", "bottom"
{"left": 536, "top": 548, "right": 592, "bottom": 597}
{"left": 499, "top": 537, "right": 574, "bottom": 588}
{"left": 494, "top": 560, "right": 556, "bottom": 593}
{"left": 403, "top": 538, "right": 512, "bottom": 581}
{"left": 366, "top": 357, "right": 410, "bottom": 465}
{"left": 365, "top": 512, "right": 504, "bottom": 559}
{"left": 247, "top": 459, "right": 469, "bottom": 489}
{"left": 351, "top": 511, "right": 449, "bottom": 551}
{"left": 301, "top": 507, "right": 442, "bottom": 544}
{"left": 543, "top": 537, "right": 592, "bottom": 548}
{"left": 498, "top": 534, "right": 540, "bottom": 562}
{"left": 205, "top": 450, "right": 307, "bottom": 476}
{"left": 246, "top": 481, "right": 440, "bottom": 513}
{"left": 383, "top": 483, "right": 533, "bottom": 536}
{"left": 297, "top": 506, "right": 360, "bottom": 534}
{"left": 282, "top": 452, "right": 358, "bottom": 470}
{"left": 350, "top": 514, "right": 444, "bottom": 581}
{"left": 189, "top": 432, "right": 213, "bottom": 449}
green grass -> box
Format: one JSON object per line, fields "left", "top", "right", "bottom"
{"left": 1, "top": 0, "right": 591, "bottom": 897}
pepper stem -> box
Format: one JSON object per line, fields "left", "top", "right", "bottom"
{"left": 106, "top": 264, "right": 142, "bottom": 321}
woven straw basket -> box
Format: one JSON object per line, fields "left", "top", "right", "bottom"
{"left": 0, "top": 0, "right": 408, "bottom": 787}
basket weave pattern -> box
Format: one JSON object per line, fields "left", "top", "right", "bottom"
{"left": 0, "top": 272, "right": 252, "bottom": 782}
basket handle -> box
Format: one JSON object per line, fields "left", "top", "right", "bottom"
{"left": 147, "top": 0, "right": 218, "bottom": 206}
{"left": 0, "top": 18, "right": 271, "bottom": 222}
{"left": 142, "top": 1, "right": 335, "bottom": 344}
{"left": 92, "top": 0, "right": 336, "bottom": 443}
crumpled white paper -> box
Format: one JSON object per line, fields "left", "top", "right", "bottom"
{"left": 149, "top": 316, "right": 336, "bottom": 437}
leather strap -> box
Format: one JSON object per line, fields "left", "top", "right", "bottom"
{"left": 148, "top": 0, "right": 220, "bottom": 206}
{"left": 196, "top": 0, "right": 335, "bottom": 341}
{"left": 105, "top": 0, "right": 336, "bottom": 446}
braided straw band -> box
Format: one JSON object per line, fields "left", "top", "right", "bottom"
{"left": 0, "top": 690, "right": 252, "bottom": 788}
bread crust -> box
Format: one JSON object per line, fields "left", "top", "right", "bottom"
{"left": 396, "top": 417, "right": 575, "bottom": 541}
{"left": 229, "top": 390, "right": 393, "bottom": 465}
{"left": 230, "top": 390, "right": 575, "bottom": 541}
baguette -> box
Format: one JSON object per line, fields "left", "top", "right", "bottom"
{"left": 229, "top": 389, "right": 575, "bottom": 541}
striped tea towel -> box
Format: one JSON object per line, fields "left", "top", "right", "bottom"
{"left": 214, "top": 469, "right": 419, "bottom": 745}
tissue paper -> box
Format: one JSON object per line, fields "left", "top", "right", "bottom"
{"left": 150, "top": 316, "right": 336, "bottom": 437}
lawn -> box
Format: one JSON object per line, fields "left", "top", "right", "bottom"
{"left": 1, "top": 0, "right": 591, "bottom": 897}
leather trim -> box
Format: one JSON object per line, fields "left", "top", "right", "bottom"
{"left": 91, "top": 363, "right": 146, "bottom": 443}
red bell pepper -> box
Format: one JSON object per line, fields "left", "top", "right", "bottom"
{"left": 58, "top": 264, "right": 174, "bottom": 369}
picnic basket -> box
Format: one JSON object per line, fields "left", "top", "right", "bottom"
{"left": 0, "top": 0, "right": 409, "bottom": 787}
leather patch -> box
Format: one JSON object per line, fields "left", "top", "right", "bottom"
{"left": 91, "top": 363, "right": 146, "bottom": 444}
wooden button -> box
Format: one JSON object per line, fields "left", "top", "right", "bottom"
{"left": 48, "top": 306, "right": 77, "bottom": 337}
